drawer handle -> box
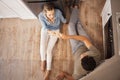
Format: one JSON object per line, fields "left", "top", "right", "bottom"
{"left": 108, "top": 13, "right": 111, "bottom": 16}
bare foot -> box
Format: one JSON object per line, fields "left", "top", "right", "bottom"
{"left": 44, "top": 70, "right": 51, "bottom": 80}
{"left": 41, "top": 61, "right": 46, "bottom": 72}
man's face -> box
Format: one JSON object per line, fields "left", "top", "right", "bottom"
{"left": 46, "top": 9, "right": 55, "bottom": 20}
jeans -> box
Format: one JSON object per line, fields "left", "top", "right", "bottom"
{"left": 68, "top": 8, "right": 90, "bottom": 54}
{"left": 40, "top": 28, "right": 59, "bottom": 70}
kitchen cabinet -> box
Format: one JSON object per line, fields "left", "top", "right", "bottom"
{"left": 101, "top": 0, "right": 114, "bottom": 59}
{"left": 0, "top": 0, "right": 37, "bottom": 19}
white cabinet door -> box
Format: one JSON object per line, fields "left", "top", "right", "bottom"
{"left": 116, "top": 13, "right": 120, "bottom": 55}
{"left": 0, "top": 0, "right": 37, "bottom": 19}
{"left": 0, "top": 1, "right": 18, "bottom": 18}
{"left": 101, "top": 0, "right": 112, "bottom": 27}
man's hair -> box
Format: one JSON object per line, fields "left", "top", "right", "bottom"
{"left": 43, "top": 2, "right": 54, "bottom": 13}
{"left": 81, "top": 56, "right": 96, "bottom": 71}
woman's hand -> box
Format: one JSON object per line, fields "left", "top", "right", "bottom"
{"left": 47, "top": 30, "right": 69, "bottom": 39}
{"left": 47, "top": 30, "right": 56, "bottom": 35}
{"left": 47, "top": 30, "right": 61, "bottom": 38}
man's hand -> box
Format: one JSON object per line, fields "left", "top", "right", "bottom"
{"left": 56, "top": 71, "right": 74, "bottom": 80}
{"left": 60, "top": 34, "right": 69, "bottom": 39}
{"left": 56, "top": 71, "right": 66, "bottom": 80}
{"left": 47, "top": 30, "right": 70, "bottom": 39}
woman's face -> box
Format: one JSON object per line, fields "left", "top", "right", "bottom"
{"left": 46, "top": 9, "right": 55, "bottom": 20}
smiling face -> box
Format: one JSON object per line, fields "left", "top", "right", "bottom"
{"left": 43, "top": 3, "right": 55, "bottom": 21}
{"left": 46, "top": 9, "right": 55, "bottom": 20}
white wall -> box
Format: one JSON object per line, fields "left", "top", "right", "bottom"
{"left": 0, "top": 0, "right": 37, "bottom": 19}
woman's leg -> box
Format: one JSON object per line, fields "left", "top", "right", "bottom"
{"left": 46, "top": 30, "right": 59, "bottom": 70}
{"left": 40, "top": 29, "right": 49, "bottom": 71}
{"left": 44, "top": 30, "right": 59, "bottom": 80}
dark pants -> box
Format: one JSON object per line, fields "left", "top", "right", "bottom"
{"left": 68, "top": 8, "right": 90, "bottom": 54}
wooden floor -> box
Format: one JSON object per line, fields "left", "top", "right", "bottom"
{"left": 0, "top": 18, "right": 73, "bottom": 80}
{"left": 0, "top": 19, "right": 44, "bottom": 80}
{"left": 0, "top": 0, "right": 105, "bottom": 80}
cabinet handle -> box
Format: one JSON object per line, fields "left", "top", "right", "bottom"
{"left": 118, "top": 18, "right": 120, "bottom": 24}
{"left": 108, "top": 13, "right": 111, "bottom": 16}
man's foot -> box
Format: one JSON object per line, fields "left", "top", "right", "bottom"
{"left": 44, "top": 70, "right": 51, "bottom": 80}
{"left": 41, "top": 60, "right": 46, "bottom": 72}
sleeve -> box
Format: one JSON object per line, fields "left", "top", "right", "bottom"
{"left": 85, "top": 46, "right": 101, "bottom": 58}
{"left": 38, "top": 13, "right": 47, "bottom": 30}
{"left": 58, "top": 10, "right": 67, "bottom": 23}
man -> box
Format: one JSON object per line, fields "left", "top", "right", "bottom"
{"left": 49, "top": 4, "right": 101, "bottom": 80}
{"left": 54, "top": 34, "right": 101, "bottom": 80}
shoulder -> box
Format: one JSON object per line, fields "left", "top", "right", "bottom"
{"left": 38, "top": 12, "right": 45, "bottom": 20}
{"left": 88, "top": 45, "right": 100, "bottom": 54}
{"left": 89, "top": 45, "right": 99, "bottom": 52}
{"left": 88, "top": 45, "right": 101, "bottom": 57}
{"left": 55, "top": 9, "right": 62, "bottom": 14}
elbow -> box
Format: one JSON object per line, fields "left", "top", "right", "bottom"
{"left": 64, "top": 19, "right": 67, "bottom": 23}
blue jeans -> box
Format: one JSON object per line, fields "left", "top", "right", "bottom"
{"left": 40, "top": 28, "right": 59, "bottom": 70}
{"left": 68, "top": 8, "right": 90, "bottom": 54}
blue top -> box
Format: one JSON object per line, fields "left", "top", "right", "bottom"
{"left": 38, "top": 9, "right": 66, "bottom": 30}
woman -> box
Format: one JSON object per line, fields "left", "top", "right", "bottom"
{"left": 38, "top": 2, "right": 67, "bottom": 80}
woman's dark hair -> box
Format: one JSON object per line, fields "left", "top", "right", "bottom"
{"left": 81, "top": 56, "right": 96, "bottom": 71}
{"left": 43, "top": 2, "right": 54, "bottom": 13}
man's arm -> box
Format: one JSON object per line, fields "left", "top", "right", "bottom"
{"left": 63, "top": 34, "right": 101, "bottom": 59}
{"left": 61, "top": 34, "right": 92, "bottom": 49}
{"left": 48, "top": 32, "right": 92, "bottom": 49}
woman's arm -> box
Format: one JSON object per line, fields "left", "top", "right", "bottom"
{"left": 57, "top": 9, "right": 67, "bottom": 23}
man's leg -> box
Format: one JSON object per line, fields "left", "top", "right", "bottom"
{"left": 77, "top": 21, "right": 90, "bottom": 40}
{"left": 68, "top": 7, "right": 84, "bottom": 54}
